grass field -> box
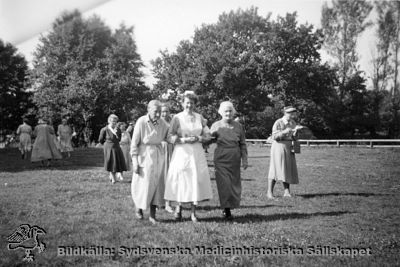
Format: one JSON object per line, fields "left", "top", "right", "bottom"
{"left": 1, "top": 145, "right": 399, "bottom": 266}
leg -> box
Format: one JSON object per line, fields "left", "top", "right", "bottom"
{"left": 191, "top": 203, "right": 198, "bottom": 222}
{"left": 165, "top": 200, "right": 173, "bottom": 213}
{"left": 223, "top": 207, "right": 233, "bottom": 220}
{"left": 174, "top": 203, "right": 182, "bottom": 221}
{"left": 135, "top": 207, "right": 143, "bottom": 219}
{"left": 149, "top": 205, "right": 157, "bottom": 224}
{"left": 109, "top": 172, "right": 116, "bottom": 184}
{"left": 283, "top": 182, "right": 291, "bottom": 197}
{"left": 267, "top": 179, "right": 276, "bottom": 199}
{"left": 118, "top": 172, "right": 124, "bottom": 181}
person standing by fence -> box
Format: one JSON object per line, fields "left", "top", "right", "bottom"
{"left": 267, "top": 106, "right": 302, "bottom": 198}
{"left": 118, "top": 122, "right": 132, "bottom": 180}
{"left": 16, "top": 118, "right": 32, "bottom": 159}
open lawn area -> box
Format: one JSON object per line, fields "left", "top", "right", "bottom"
{"left": 1, "top": 146, "right": 399, "bottom": 266}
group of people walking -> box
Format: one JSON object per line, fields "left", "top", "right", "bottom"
{"left": 98, "top": 90, "right": 302, "bottom": 224}
{"left": 16, "top": 117, "right": 74, "bottom": 166}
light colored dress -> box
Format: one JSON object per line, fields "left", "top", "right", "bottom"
{"left": 210, "top": 120, "right": 248, "bottom": 208}
{"left": 164, "top": 112, "right": 213, "bottom": 204}
{"left": 119, "top": 131, "right": 132, "bottom": 171}
{"left": 162, "top": 119, "right": 174, "bottom": 181}
{"left": 31, "top": 124, "right": 62, "bottom": 162}
{"left": 130, "top": 115, "right": 169, "bottom": 210}
{"left": 57, "top": 124, "right": 73, "bottom": 152}
{"left": 268, "top": 117, "right": 299, "bottom": 184}
{"left": 16, "top": 123, "right": 32, "bottom": 152}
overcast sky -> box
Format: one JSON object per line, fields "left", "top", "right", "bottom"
{"left": 0, "top": 0, "right": 376, "bottom": 87}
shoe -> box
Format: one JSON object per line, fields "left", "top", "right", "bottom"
{"left": 165, "top": 205, "right": 174, "bottom": 213}
{"left": 223, "top": 209, "right": 233, "bottom": 221}
{"left": 174, "top": 209, "right": 182, "bottom": 221}
{"left": 149, "top": 217, "right": 158, "bottom": 224}
{"left": 283, "top": 191, "right": 292, "bottom": 197}
{"left": 135, "top": 209, "right": 143, "bottom": 220}
{"left": 191, "top": 213, "right": 199, "bottom": 222}
{"left": 267, "top": 193, "right": 275, "bottom": 199}
{"left": 118, "top": 173, "right": 124, "bottom": 181}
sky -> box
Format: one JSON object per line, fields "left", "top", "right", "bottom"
{"left": 0, "top": 0, "right": 377, "bottom": 87}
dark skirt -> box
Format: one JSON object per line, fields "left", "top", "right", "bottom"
{"left": 214, "top": 146, "right": 242, "bottom": 208}
{"left": 103, "top": 142, "right": 127, "bottom": 172}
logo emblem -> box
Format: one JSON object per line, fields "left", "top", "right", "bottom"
{"left": 7, "top": 224, "right": 46, "bottom": 262}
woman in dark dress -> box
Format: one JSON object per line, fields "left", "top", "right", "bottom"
{"left": 98, "top": 114, "right": 127, "bottom": 184}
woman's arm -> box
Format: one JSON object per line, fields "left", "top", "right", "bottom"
{"left": 98, "top": 128, "right": 106, "bottom": 144}
{"left": 239, "top": 124, "right": 248, "bottom": 168}
{"left": 270, "top": 120, "right": 292, "bottom": 141}
{"left": 167, "top": 116, "right": 181, "bottom": 144}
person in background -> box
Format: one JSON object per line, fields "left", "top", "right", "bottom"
{"left": 57, "top": 117, "right": 74, "bottom": 158}
{"left": 131, "top": 100, "right": 169, "bottom": 224}
{"left": 126, "top": 121, "right": 135, "bottom": 138}
{"left": 31, "top": 118, "right": 62, "bottom": 166}
{"left": 118, "top": 122, "right": 132, "bottom": 180}
{"left": 98, "top": 114, "right": 127, "bottom": 184}
{"left": 267, "top": 106, "right": 303, "bottom": 198}
{"left": 16, "top": 118, "right": 32, "bottom": 159}
{"left": 160, "top": 102, "right": 174, "bottom": 213}
{"left": 164, "top": 91, "right": 213, "bottom": 222}
{"left": 210, "top": 101, "right": 248, "bottom": 220}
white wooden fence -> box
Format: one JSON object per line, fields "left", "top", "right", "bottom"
{"left": 246, "top": 139, "right": 400, "bottom": 148}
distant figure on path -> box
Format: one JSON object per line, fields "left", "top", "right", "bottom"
{"left": 98, "top": 114, "right": 127, "bottom": 184}
{"left": 16, "top": 118, "right": 32, "bottom": 159}
{"left": 131, "top": 100, "right": 169, "bottom": 224}
{"left": 57, "top": 117, "right": 74, "bottom": 158}
{"left": 210, "top": 101, "right": 248, "bottom": 220}
{"left": 118, "top": 122, "right": 132, "bottom": 179}
{"left": 31, "top": 118, "right": 62, "bottom": 166}
{"left": 267, "top": 106, "right": 303, "bottom": 198}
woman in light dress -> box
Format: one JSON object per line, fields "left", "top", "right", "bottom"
{"left": 57, "top": 118, "right": 74, "bottom": 158}
{"left": 210, "top": 101, "right": 248, "bottom": 220}
{"left": 118, "top": 122, "right": 132, "bottom": 180}
{"left": 31, "top": 118, "right": 63, "bottom": 166}
{"left": 160, "top": 102, "right": 175, "bottom": 213}
{"left": 164, "top": 91, "right": 212, "bottom": 222}
{"left": 16, "top": 118, "right": 32, "bottom": 159}
{"left": 131, "top": 100, "right": 169, "bottom": 224}
{"left": 267, "top": 106, "right": 303, "bottom": 198}
{"left": 98, "top": 114, "right": 127, "bottom": 184}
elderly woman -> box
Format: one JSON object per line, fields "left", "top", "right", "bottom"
{"left": 16, "top": 118, "right": 32, "bottom": 159}
{"left": 31, "top": 118, "right": 62, "bottom": 166}
{"left": 267, "top": 106, "right": 303, "bottom": 198}
{"left": 210, "top": 101, "right": 248, "bottom": 220}
{"left": 57, "top": 117, "right": 74, "bottom": 158}
{"left": 160, "top": 102, "right": 174, "bottom": 213}
{"left": 131, "top": 100, "right": 169, "bottom": 224}
{"left": 98, "top": 114, "right": 127, "bottom": 184}
{"left": 164, "top": 91, "right": 213, "bottom": 222}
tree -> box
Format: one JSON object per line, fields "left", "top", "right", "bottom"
{"left": 321, "top": 0, "right": 373, "bottom": 99}
{"left": 153, "top": 8, "right": 339, "bottom": 138}
{"left": 0, "top": 39, "right": 34, "bottom": 135}
{"left": 31, "top": 10, "right": 150, "bottom": 144}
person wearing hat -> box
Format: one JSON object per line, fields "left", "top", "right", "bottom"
{"left": 267, "top": 106, "right": 303, "bottom": 198}
{"left": 31, "top": 118, "right": 63, "bottom": 166}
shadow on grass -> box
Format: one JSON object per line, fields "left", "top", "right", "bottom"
{"left": 297, "top": 192, "right": 389, "bottom": 198}
{"left": 197, "top": 204, "right": 284, "bottom": 211}
{"left": 196, "top": 210, "right": 352, "bottom": 224}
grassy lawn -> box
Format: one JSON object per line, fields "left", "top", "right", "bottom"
{"left": 1, "top": 145, "right": 399, "bottom": 266}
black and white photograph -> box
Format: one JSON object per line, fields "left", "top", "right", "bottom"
{"left": 1, "top": 0, "right": 399, "bottom": 265}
